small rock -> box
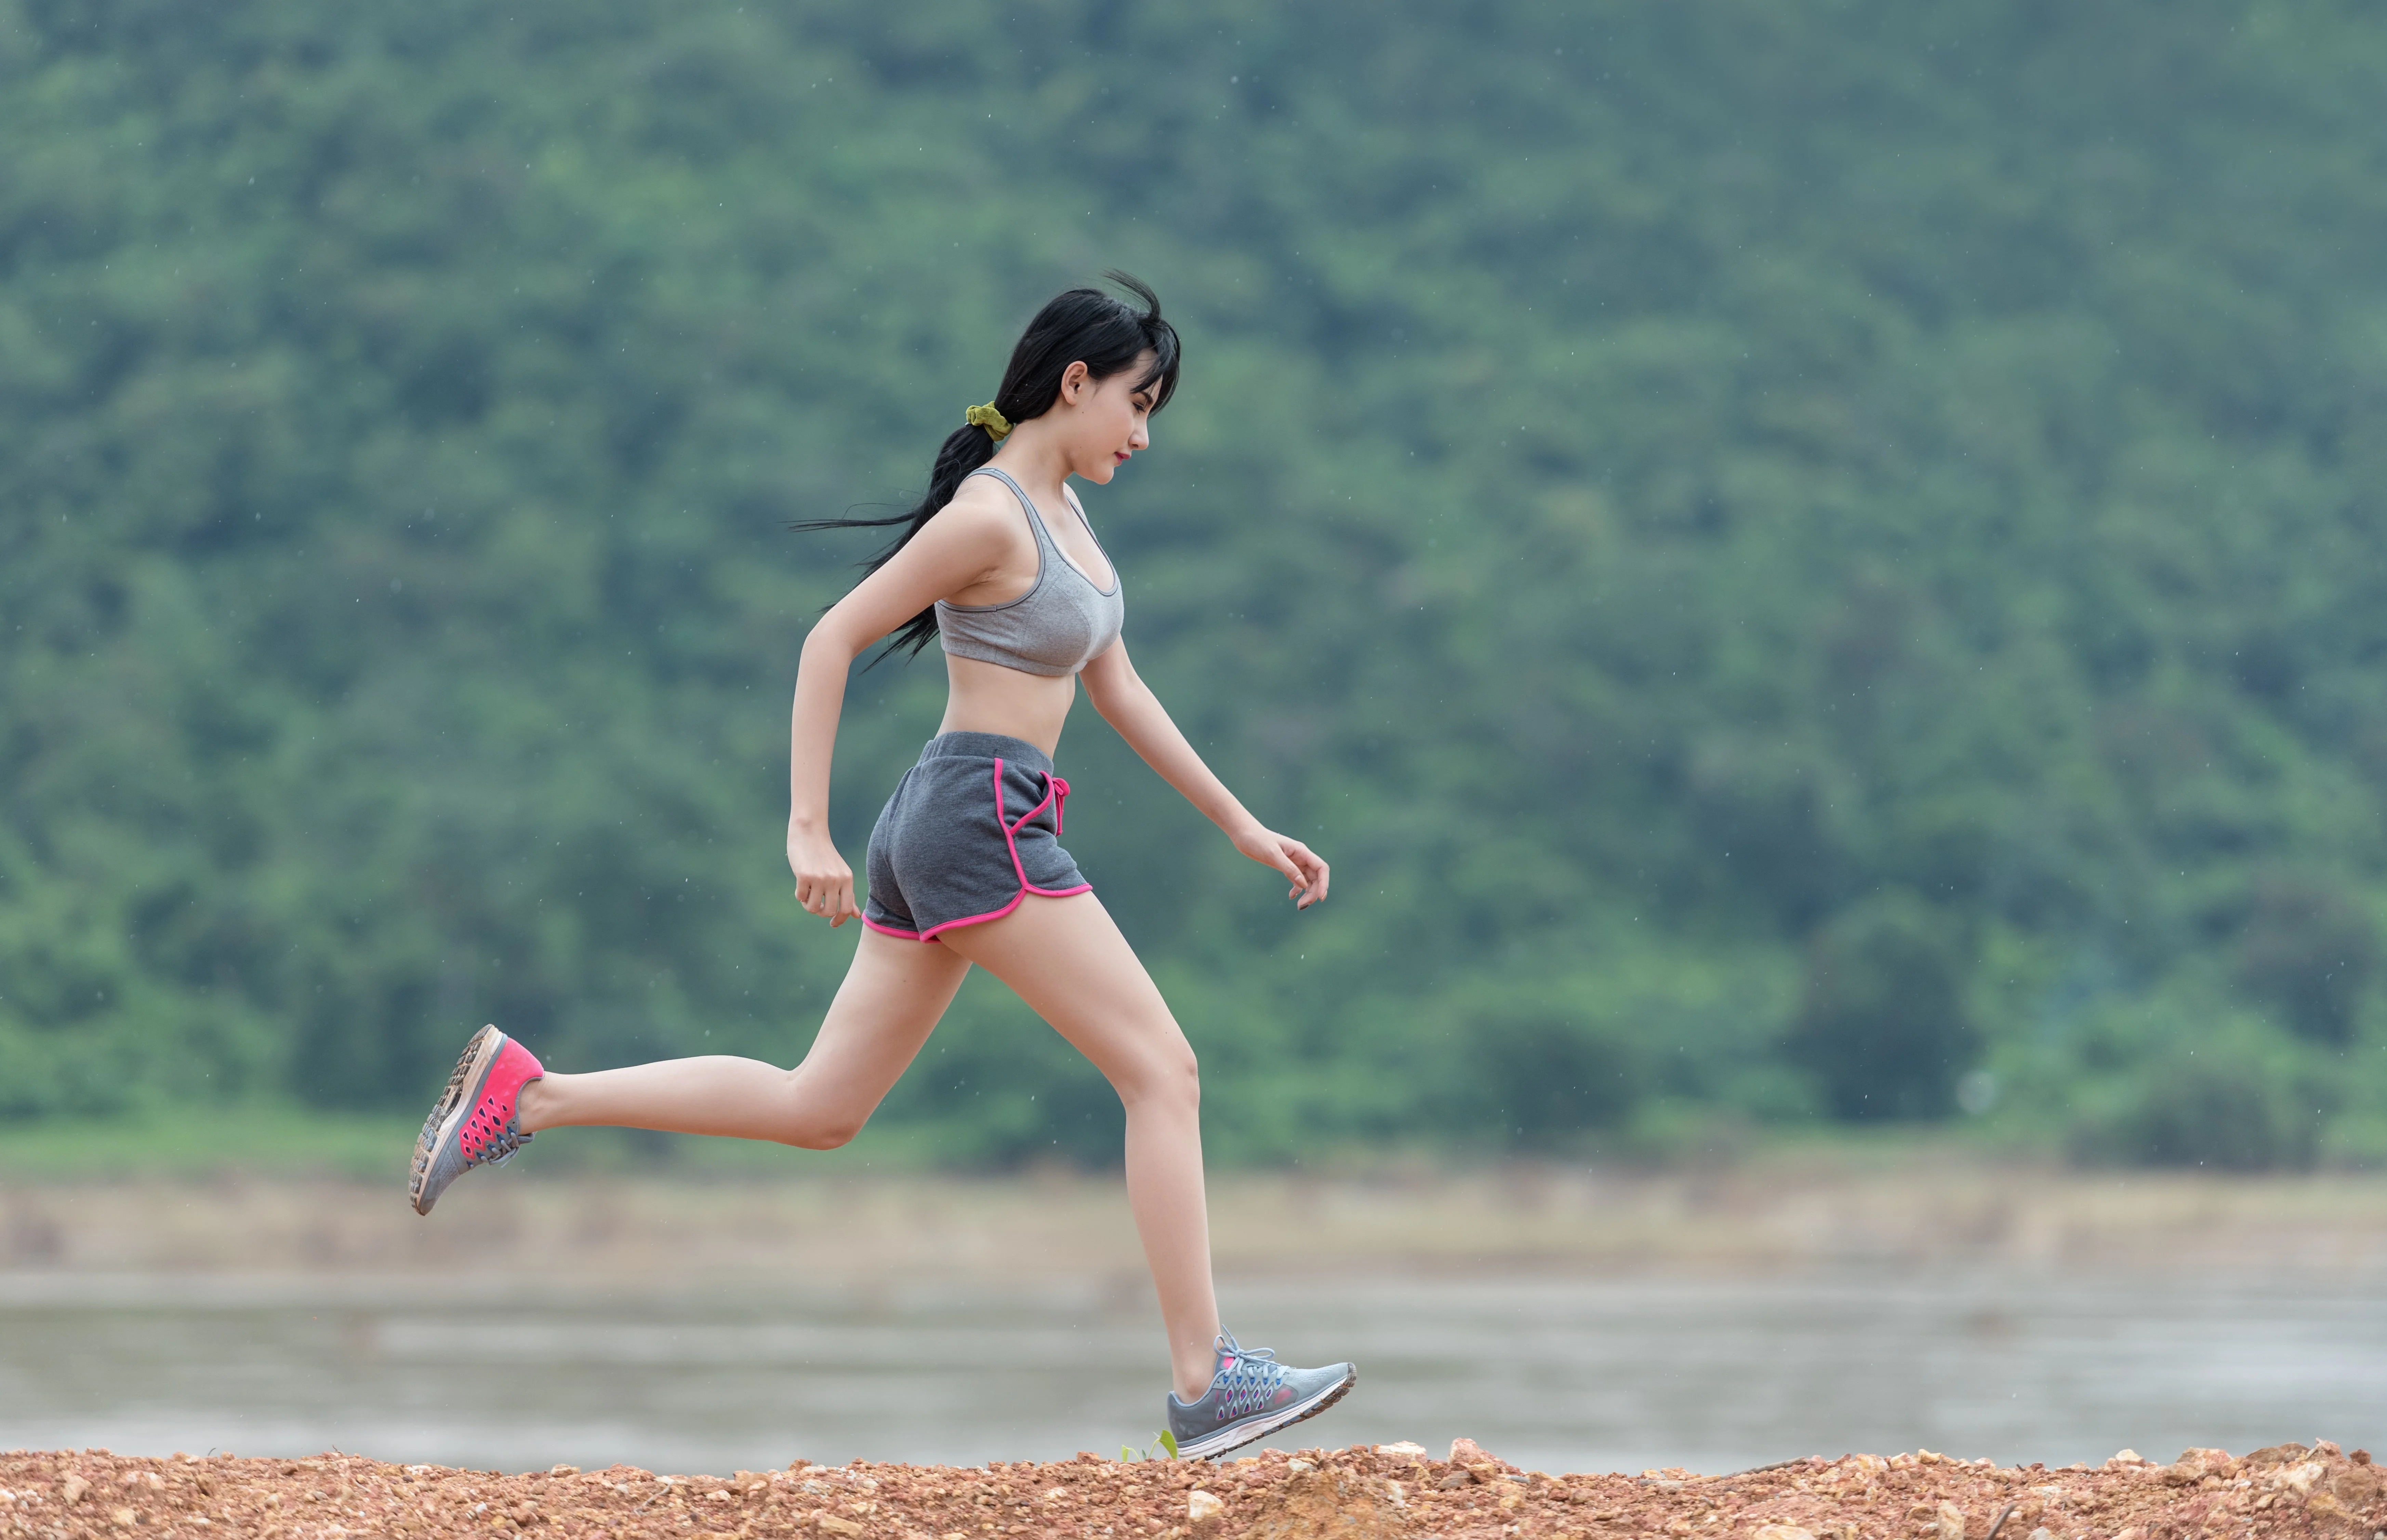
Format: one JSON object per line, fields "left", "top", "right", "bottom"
{"left": 2027, "top": 1529, "right": 2055, "bottom": 1540}
{"left": 2304, "top": 1492, "right": 2354, "bottom": 1527}
{"left": 62, "top": 1476, "right": 89, "bottom": 1505}
{"left": 109, "top": 1507, "right": 137, "bottom": 1529}
{"left": 2165, "top": 1451, "right": 2234, "bottom": 1486}
{"left": 548, "top": 1465, "right": 578, "bottom": 1478}
{"left": 1937, "top": 1500, "right": 1966, "bottom": 1540}
{"left": 2108, "top": 1451, "right": 2144, "bottom": 1468}
{"left": 1754, "top": 1526, "right": 1817, "bottom": 1540}
{"left": 1237, "top": 1468, "right": 1409, "bottom": 1540}
{"left": 1449, "top": 1438, "right": 1491, "bottom": 1464}
{"left": 2281, "top": 1463, "right": 2328, "bottom": 1497}
{"left": 815, "top": 1519, "right": 863, "bottom": 1538}
{"left": 1188, "top": 1489, "right": 1224, "bottom": 1527}
{"left": 2330, "top": 1466, "right": 2382, "bottom": 1506}
{"left": 1286, "top": 1459, "right": 1315, "bottom": 1476}
{"left": 1375, "top": 1443, "right": 1427, "bottom": 1461}
{"left": 1436, "top": 1470, "right": 1473, "bottom": 1491}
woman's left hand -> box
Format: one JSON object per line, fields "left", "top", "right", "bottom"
{"left": 1231, "top": 824, "right": 1330, "bottom": 909}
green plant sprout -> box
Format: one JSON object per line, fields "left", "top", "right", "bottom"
{"left": 1119, "top": 1430, "right": 1179, "bottom": 1462}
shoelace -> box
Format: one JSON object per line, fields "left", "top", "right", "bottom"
{"left": 1208, "top": 1332, "right": 1286, "bottom": 1420}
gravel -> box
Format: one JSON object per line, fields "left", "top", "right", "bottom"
{"left": 3, "top": 1436, "right": 2375, "bottom": 1539}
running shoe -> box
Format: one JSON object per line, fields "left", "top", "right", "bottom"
{"left": 1166, "top": 1332, "right": 1356, "bottom": 1460}
{"left": 409, "top": 1025, "right": 544, "bottom": 1216}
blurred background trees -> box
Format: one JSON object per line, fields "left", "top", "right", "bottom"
{"left": 2, "top": 0, "right": 2383, "bottom": 1168}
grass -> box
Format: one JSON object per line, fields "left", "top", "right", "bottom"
{"left": 0, "top": 1106, "right": 424, "bottom": 1181}
{"left": 4, "top": 1097, "right": 2380, "bottom": 1186}
{"left": 0, "top": 1103, "right": 937, "bottom": 1183}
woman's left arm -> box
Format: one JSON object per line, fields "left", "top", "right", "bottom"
{"left": 1079, "top": 641, "right": 1329, "bottom": 909}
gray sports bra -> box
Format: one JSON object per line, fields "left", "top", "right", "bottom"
{"left": 935, "top": 467, "right": 1125, "bottom": 677}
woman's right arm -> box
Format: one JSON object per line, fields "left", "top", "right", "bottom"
{"left": 786, "top": 493, "right": 1012, "bottom": 925}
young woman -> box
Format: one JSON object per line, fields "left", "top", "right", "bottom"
{"left": 406, "top": 276, "right": 1355, "bottom": 1459}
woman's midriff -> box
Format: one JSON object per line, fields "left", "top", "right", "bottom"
{"left": 934, "top": 652, "right": 1076, "bottom": 759}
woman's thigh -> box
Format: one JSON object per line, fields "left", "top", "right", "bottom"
{"left": 934, "top": 893, "right": 1195, "bottom": 1101}
{"left": 796, "top": 927, "right": 976, "bottom": 1115}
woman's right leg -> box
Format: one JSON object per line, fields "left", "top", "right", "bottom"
{"left": 514, "top": 929, "right": 972, "bottom": 1148}
{"left": 932, "top": 893, "right": 1221, "bottom": 1404}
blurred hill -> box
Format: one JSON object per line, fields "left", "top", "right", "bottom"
{"left": 2, "top": 0, "right": 2383, "bottom": 1167}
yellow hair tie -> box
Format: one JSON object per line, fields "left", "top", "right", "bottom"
{"left": 964, "top": 402, "right": 1013, "bottom": 442}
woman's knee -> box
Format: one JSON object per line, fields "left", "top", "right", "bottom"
{"left": 771, "top": 1070, "right": 873, "bottom": 1149}
{"left": 1117, "top": 1035, "right": 1201, "bottom": 1113}
{"left": 779, "top": 1113, "right": 867, "bottom": 1150}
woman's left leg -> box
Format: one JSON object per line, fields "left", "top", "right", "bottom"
{"left": 517, "top": 929, "right": 974, "bottom": 1146}
{"left": 933, "top": 892, "right": 1220, "bottom": 1405}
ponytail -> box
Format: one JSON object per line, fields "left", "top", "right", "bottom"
{"left": 794, "top": 272, "right": 1180, "bottom": 665}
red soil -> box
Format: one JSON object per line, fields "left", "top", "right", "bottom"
{"left": 3, "top": 1437, "right": 2376, "bottom": 1540}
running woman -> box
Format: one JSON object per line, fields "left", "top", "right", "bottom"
{"left": 408, "top": 276, "right": 1355, "bottom": 1459}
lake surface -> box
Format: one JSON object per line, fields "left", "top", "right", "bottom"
{"left": 1, "top": 1268, "right": 2379, "bottom": 1474}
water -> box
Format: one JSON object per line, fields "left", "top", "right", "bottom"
{"left": 1, "top": 1268, "right": 2378, "bottom": 1474}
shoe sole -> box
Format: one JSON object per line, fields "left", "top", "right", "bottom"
{"left": 409, "top": 1025, "right": 506, "bottom": 1216}
{"left": 1175, "top": 1365, "right": 1358, "bottom": 1461}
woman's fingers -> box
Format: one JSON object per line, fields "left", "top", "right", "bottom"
{"left": 1276, "top": 850, "right": 1308, "bottom": 903}
{"left": 1232, "top": 826, "right": 1330, "bottom": 908}
{"left": 1282, "top": 838, "right": 1329, "bottom": 907}
{"left": 795, "top": 871, "right": 858, "bottom": 923}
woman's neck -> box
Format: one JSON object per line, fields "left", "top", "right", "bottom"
{"left": 987, "top": 425, "right": 1076, "bottom": 505}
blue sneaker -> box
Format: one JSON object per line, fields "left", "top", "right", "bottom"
{"left": 1166, "top": 1332, "right": 1356, "bottom": 1460}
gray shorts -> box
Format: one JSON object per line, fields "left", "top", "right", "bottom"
{"left": 862, "top": 731, "right": 1091, "bottom": 942}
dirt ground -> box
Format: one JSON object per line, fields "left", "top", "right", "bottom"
{"left": 4, "top": 1438, "right": 2376, "bottom": 1540}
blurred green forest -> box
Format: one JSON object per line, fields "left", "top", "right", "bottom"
{"left": 4, "top": 0, "right": 2385, "bottom": 1170}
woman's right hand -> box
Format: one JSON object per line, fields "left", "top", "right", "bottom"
{"left": 787, "top": 823, "right": 862, "bottom": 927}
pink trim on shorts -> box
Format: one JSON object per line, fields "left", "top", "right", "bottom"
{"left": 997, "top": 758, "right": 1094, "bottom": 899}
{"left": 874, "top": 757, "right": 1090, "bottom": 944}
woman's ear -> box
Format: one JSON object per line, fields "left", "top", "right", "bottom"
{"left": 1057, "top": 359, "right": 1091, "bottom": 405}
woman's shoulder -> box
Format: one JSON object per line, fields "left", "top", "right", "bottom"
{"left": 936, "top": 472, "right": 1029, "bottom": 533}
{"left": 909, "top": 472, "right": 1034, "bottom": 565}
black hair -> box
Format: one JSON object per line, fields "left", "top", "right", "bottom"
{"left": 794, "top": 272, "right": 1181, "bottom": 664}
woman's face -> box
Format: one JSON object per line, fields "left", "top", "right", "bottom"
{"left": 1052, "top": 350, "right": 1159, "bottom": 484}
